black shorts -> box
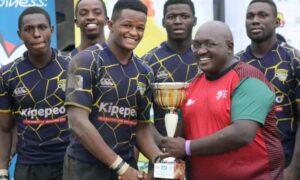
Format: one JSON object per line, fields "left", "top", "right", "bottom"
{"left": 63, "top": 155, "right": 137, "bottom": 180}
{"left": 14, "top": 162, "right": 63, "bottom": 180}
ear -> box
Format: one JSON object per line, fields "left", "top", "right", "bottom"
{"left": 193, "top": 17, "right": 197, "bottom": 26}
{"left": 17, "top": 30, "right": 22, "bottom": 40}
{"left": 107, "top": 20, "right": 114, "bottom": 31}
{"left": 50, "top": 26, "right": 54, "bottom": 34}
{"left": 275, "top": 17, "right": 279, "bottom": 28}
{"left": 104, "top": 17, "right": 109, "bottom": 26}
{"left": 226, "top": 40, "right": 234, "bottom": 53}
{"left": 162, "top": 18, "right": 166, "bottom": 28}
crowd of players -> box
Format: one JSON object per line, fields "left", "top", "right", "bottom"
{"left": 0, "top": 0, "right": 299, "bottom": 179}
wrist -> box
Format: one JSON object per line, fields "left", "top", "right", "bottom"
{"left": 109, "top": 155, "right": 130, "bottom": 176}
{"left": 0, "top": 169, "right": 8, "bottom": 180}
{"left": 185, "top": 140, "right": 191, "bottom": 156}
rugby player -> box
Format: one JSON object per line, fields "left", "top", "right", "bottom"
{"left": 63, "top": 1, "right": 164, "bottom": 179}
{"left": 0, "top": 7, "right": 70, "bottom": 180}
{"left": 236, "top": 0, "right": 300, "bottom": 178}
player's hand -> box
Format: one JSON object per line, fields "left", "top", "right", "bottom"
{"left": 118, "top": 167, "right": 147, "bottom": 180}
{"left": 284, "top": 165, "right": 300, "bottom": 180}
{"left": 160, "top": 137, "right": 186, "bottom": 158}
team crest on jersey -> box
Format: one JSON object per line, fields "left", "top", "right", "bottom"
{"left": 13, "top": 86, "right": 28, "bottom": 97}
{"left": 58, "top": 79, "right": 66, "bottom": 92}
{"left": 275, "top": 69, "right": 288, "bottom": 82}
{"left": 137, "top": 82, "right": 146, "bottom": 96}
{"left": 156, "top": 70, "right": 169, "bottom": 80}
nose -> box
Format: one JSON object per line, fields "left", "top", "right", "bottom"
{"left": 194, "top": 47, "right": 208, "bottom": 56}
{"left": 129, "top": 27, "right": 138, "bottom": 36}
{"left": 174, "top": 16, "right": 182, "bottom": 24}
{"left": 87, "top": 12, "right": 96, "bottom": 20}
{"left": 33, "top": 28, "right": 41, "bottom": 38}
{"left": 251, "top": 15, "right": 260, "bottom": 25}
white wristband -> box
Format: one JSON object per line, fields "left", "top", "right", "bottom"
{"left": 117, "top": 162, "right": 129, "bottom": 176}
{"left": 110, "top": 156, "right": 122, "bottom": 169}
{"left": 0, "top": 169, "right": 8, "bottom": 179}
{"left": 0, "top": 169, "right": 8, "bottom": 176}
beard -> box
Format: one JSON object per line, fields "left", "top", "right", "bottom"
{"left": 248, "top": 31, "right": 274, "bottom": 43}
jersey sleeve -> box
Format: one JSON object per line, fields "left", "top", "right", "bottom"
{"left": 65, "top": 51, "right": 96, "bottom": 112}
{"left": 137, "top": 70, "right": 154, "bottom": 123}
{"left": 231, "top": 78, "right": 275, "bottom": 125}
{"left": 293, "top": 53, "right": 300, "bottom": 102}
{"left": 0, "top": 69, "right": 12, "bottom": 113}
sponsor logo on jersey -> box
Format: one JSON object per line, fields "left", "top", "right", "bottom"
{"left": 67, "top": 74, "right": 83, "bottom": 90}
{"left": 275, "top": 69, "right": 288, "bottom": 82}
{"left": 156, "top": 70, "right": 169, "bottom": 80}
{"left": 186, "top": 99, "right": 195, "bottom": 106}
{"left": 99, "top": 102, "right": 137, "bottom": 118}
{"left": 21, "top": 106, "right": 66, "bottom": 119}
{"left": 21, "top": 106, "right": 66, "bottom": 125}
{"left": 216, "top": 90, "right": 228, "bottom": 100}
{"left": 13, "top": 86, "right": 28, "bottom": 97}
{"left": 100, "top": 77, "right": 114, "bottom": 88}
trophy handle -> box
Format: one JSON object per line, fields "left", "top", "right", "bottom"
{"left": 165, "top": 109, "right": 178, "bottom": 137}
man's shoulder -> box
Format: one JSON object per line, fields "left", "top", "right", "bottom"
{"left": 234, "top": 47, "right": 249, "bottom": 60}
{"left": 279, "top": 43, "right": 300, "bottom": 61}
{"left": 0, "top": 55, "right": 25, "bottom": 76}
{"left": 141, "top": 42, "right": 166, "bottom": 61}
{"left": 134, "top": 55, "right": 153, "bottom": 74}
{"left": 71, "top": 44, "right": 105, "bottom": 67}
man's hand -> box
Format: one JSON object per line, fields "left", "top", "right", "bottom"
{"left": 160, "top": 137, "right": 186, "bottom": 158}
{"left": 118, "top": 167, "right": 147, "bottom": 180}
{"left": 284, "top": 165, "right": 300, "bottom": 180}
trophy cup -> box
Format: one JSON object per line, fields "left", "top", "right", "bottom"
{"left": 151, "top": 82, "right": 188, "bottom": 179}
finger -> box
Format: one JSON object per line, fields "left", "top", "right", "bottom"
{"left": 137, "top": 171, "right": 144, "bottom": 179}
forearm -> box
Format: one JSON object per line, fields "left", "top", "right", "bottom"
{"left": 150, "top": 123, "right": 164, "bottom": 145}
{"left": 137, "top": 123, "right": 162, "bottom": 163}
{"left": 289, "top": 123, "right": 300, "bottom": 168}
{"left": 0, "top": 129, "right": 12, "bottom": 169}
{"left": 190, "top": 122, "right": 256, "bottom": 156}
{"left": 70, "top": 118, "right": 118, "bottom": 166}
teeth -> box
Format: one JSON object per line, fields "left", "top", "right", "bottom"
{"left": 200, "top": 57, "right": 211, "bottom": 61}
{"left": 86, "top": 24, "right": 97, "bottom": 29}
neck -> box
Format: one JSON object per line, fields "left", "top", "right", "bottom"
{"left": 77, "top": 32, "right": 106, "bottom": 52}
{"left": 205, "top": 57, "right": 237, "bottom": 79}
{"left": 107, "top": 38, "right": 132, "bottom": 65}
{"left": 166, "top": 37, "right": 192, "bottom": 54}
{"left": 28, "top": 48, "right": 52, "bottom": 69}
{"left": 250, "top": 35, "right": 277, "bottom": 58}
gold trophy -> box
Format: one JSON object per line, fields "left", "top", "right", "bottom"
{"left": 151, "top": 82, "right": 188, "bottom": 179}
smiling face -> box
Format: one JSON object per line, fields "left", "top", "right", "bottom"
{"left": 18, "top": 13, "right": 53, "bottom": 56}
{"left": 163, "top": 3, "right": 196, "bottom": 41}
{"left": 192, "top": 22, "right": 233, "bottom": 76}
{"left": 75, "top": 0, "right": 107, "bottom": 40}
{"left": 108, "top": 9, "right": 147, "bottom": 51}
{"left": 246, "top": 2, "right": 277, "bottom": 43}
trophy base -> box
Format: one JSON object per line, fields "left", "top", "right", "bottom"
{"left": 154, "top": 160, "right": 185, "bottom": 179}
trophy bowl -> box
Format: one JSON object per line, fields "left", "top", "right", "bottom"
{"left": 151, "top": 82, "right": 188, "bottom": 111}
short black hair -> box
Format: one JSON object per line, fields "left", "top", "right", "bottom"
{"left": 111, "top": 0, "right": 148, "bottom": 21}
{"left": 75, "top": 0, "right": 107, "bottom": 18}
{"left": 249, "top": 0, "right": 277, "bottom": 17}
{"left": 163, "top": 0, "right": 195, "bottom": 17}
{"left": 18, "top": 6, "right": 51, "bottom": 30}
